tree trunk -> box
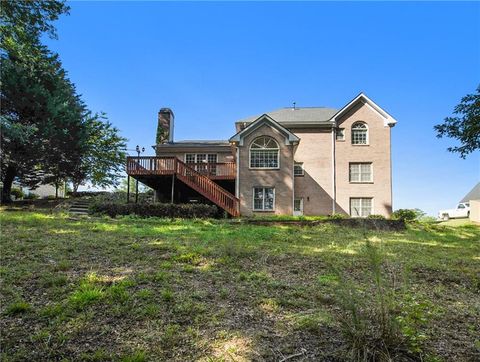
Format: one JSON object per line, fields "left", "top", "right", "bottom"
{"left": 1, "top": 165, "right": 16, "bottom": 204}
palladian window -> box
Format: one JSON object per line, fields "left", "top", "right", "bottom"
{"left": 249, "top": 136, "right": 279, "bottom": 168}
{"left": 351, "top": 122, "right": 368, "bottom": 145}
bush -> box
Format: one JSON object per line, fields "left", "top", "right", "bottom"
{"left": 392, "top": 209, "right": 424, "bottom": 222}
{"left": 328, "top": 213, "right": 348, "bottom": 219}
{"left": 91, "top": 191, "right": 153, "bottom": 204}
{"left": 89, "top": 202, "right": 218, "bottom": 219}
{"left": 24, "top": 193, "right": 39, "bottom": 200}
{"left": 10, "top": 188, "right": 24, "bottom": 199}
{"left": 68, "top": 191, "right": 109, "bottom": 198}
{"left": 367, "top": 214, "right": 386, "bottom": 220}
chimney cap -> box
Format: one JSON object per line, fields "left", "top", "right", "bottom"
{"left": 159, "top": 108, "right": 174, "bottom": 115}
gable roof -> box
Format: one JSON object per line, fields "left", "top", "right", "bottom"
{"left": 236, "top": 93, "right": 397, "bottom": 128}
{"left": 460, "top": 182, "right": 480, "bottom": 202}
{"left": 236, "top": 107, "right": 337, "bottom": 127}
{"left": 332, "top": 92, "right": 397, "bottom": 127}
{"left": 229, "top": 114, "right": 300, "bottom": 146}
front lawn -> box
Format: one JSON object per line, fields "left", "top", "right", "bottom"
{"left": 0, "top": 211, "right": 479, "bottom": 361}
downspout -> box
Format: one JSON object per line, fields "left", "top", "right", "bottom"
{"left": 332, "top": 123, "right": 336, "bottom": 214}
{"left": 292, "top": 144, "right": 295, "bottom": 216}
{"left": 389, "top": 124, "right": 394, "bottom": 215}
{"left": 235, "top": 144, "right": 240, "bottom": 199}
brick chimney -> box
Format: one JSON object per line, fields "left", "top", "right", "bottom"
{"left": 156, "top": 108, "right": 174, "bottom": 144}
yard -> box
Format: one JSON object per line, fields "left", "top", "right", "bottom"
{"left": 0, "top": 211, "right": 479, "bottom": 361}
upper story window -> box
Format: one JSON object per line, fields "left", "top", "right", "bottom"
{"left": 336, "top": 128, "right": 345, "bottom": 141}
{"left": 352, "top": 122, "right": 368, "bottom": 145}
{"left": 250, "top": 136, "right": 279, "bottom": 169}
{"left": 294, "top": 162, "right": 304, "bottom": 176}
{"left": 349, "top": 163, "right": 373, "bottom": 183}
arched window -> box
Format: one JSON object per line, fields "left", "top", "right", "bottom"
{"left": 351, "top": 122, "right": 368, "bottom": 145}
{"left": 250, "top": 136, "right": 279, "bottom": 168}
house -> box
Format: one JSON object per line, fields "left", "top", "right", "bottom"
{"left": 460, "top": 182, "right": 480, "bottom": 223}
{"left": 12, "top": 180, "right": 66, "bottom": 199}
{"left": 126, "top": 93, "right": 397, "bottom": 217}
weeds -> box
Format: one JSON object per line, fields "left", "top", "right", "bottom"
{"left": 332, "top": 240, "right": 429, "bottom": 360}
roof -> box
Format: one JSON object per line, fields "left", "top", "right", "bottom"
{"left": 154, "top": 140, "right": 231, "bottom": 149}
{"left": 229, "top": 114, "right": 300, "bottom": 145}
{"left": 460, "top": 182, "right": 480, "bottom": 202}
{"left": 237, "top": 107, "right": 337, "bottom": 126}
{"left": 236, "top": 93, "right": 397, "bottom": 128}
{"left": 331, "top": 93, "right": 397, "bottom": 127}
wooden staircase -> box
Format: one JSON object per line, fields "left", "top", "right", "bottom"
{"left": 127, "top": 157, "right": 240, "bottom": 217}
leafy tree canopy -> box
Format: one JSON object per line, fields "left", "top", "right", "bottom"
{"left": 1, "top": 0, "right": 127, "bottom": 202}
{"left": 435, "top": 86, "right": 480, "bottom": 158}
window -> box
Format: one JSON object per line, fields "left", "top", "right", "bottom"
{"left": 458, "top": 204, "right": 465, "bottom": 209}
{"left": 250, "top": 136, "right": 279, "bottom": 168}
{"left": 253, "top": 187, "right": 275, "bottom": 211}
{"left": 350, "top": 198, "right": 373, "bottom": 217}
{"left": 294, "top": 162, "right": 304, "bottom": 176}
{"left": 349, "top": 163, "right": 372, "bottom": 183}
{"left": 336, "top": 128, "right": 345, "bottom": 141}
{"left": 294, "top": 198, "right": 303, "bottom": 214}
{"left": 185, "top": 153, "right": 217, "bottom": 174}
{"left": 185, "top": 154, "right": 196, "bottom": 163}
{"left": 352, "top": 122, "right": 368, "bottom": 145}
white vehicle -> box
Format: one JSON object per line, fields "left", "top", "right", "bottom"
{"left": 438, "top": 202, "right": 470, "bottom": 221}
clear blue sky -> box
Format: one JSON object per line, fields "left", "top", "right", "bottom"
{"left": 45, "top": 1, "right": 479, "bottom": 215}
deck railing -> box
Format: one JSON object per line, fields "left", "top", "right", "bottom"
{"left": 126, "top": 156, "right": 236, "bottom": 179}
{"left": 126, "top": 156, "right": 239, "bottom": 216}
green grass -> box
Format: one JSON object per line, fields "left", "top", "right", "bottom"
{"left": 0, "top": 211, "right": 479, "bottom": 361}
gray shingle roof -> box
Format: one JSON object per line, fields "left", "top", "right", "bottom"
{"left": 237, "top": 107, "right": 338, "bottom": 125}
{"left": 155, "top": 140, "right": 230, "bottom": 148}
{"left": 460, "top": 182, "right": 480, "bottom": 202}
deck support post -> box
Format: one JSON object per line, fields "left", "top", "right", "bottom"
{"left": 171, "top": 174, "right": 175, "bottom": 204}
{"left": 135, "top": 179, "right": 139, "bottom": 203}
{"left": 127, "top": 175, "right": 130, "bottom": 203}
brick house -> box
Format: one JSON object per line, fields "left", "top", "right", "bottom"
{"left": 127, "top": 93, "right": 397, "bottom": 217}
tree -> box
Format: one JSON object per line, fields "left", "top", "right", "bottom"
{"left": 70, "top": 113, "right": 127, "bottom": 193}
{"left": 434, "top": 86, "right": 480, "bottom": 158}
{"left": 1, "top": 1, "right": 127, "bottom": 202}
{"left": 0, "top": 0, "right": 76, "bottom": 202}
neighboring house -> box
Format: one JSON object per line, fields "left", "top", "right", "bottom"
{"left": 13, "top": 181, "right": 65, "bottom": 199}
{"left": 460, "top": 182, "right": 480, "bottom": 223}
{"left": 127, "top": 93, "right": 397, "bottom": 217}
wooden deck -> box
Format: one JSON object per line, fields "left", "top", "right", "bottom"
{"left": 127, "top": 156, "right": 236, "bottom": 180}
{"left": 126, "top": 156, "right": 239, "bottom": 216}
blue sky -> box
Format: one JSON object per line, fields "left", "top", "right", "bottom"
{"left": 45, "top": 1, "right": 479, "bottom": 215}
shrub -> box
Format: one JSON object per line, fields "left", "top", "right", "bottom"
{"left": 68, "top": 191, "right": 109, "bottom": 198}
{"left": 328, "top": 213, "right": 348, "bottom": 219}
{"left": 10, "top": 188, "right": 24, "bottom": 200}
{"left": 24, "top": 193, "right": 39, "bottom": 200}
{"left": 89, "top": 201, "right": 218, "bottom": 219}
{"left": 367, "top": 214, "right": 386, "bottom": 220}
{"left": 392, "top": 209, "right": 424, "bottom": 222}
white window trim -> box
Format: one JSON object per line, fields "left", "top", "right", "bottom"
{"left": 249, "top": 136, "right": 280, "bottom": 170}
{"left": 351, "top": 121, "right": 369, "bottom": 146}
{"left": 294, "top": 162, "right": 304, "bottom": 176}
{"left": 349, "top": 197, "right": 374, "bottom": 218}
{"left": 184, "top": 153, "right": 218, "bottom": 163}
{"left": 252, "top": 187, "right": 276, "bottom": 212}
{"left": 349, "top": 162, "right": 373, "bottom": 183}
{"left": 293, "top": 197, "right": 304, "bottom": 215}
